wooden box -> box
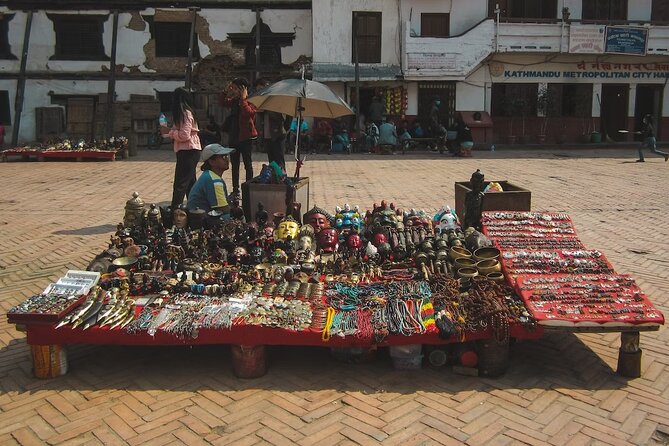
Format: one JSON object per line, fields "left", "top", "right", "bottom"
{"left": 454, "top": 180, "right": 531, "bottom": 220}
{"left": 242, "top": 177, "right": 310, "bottom": 224}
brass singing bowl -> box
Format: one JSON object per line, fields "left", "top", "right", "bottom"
{"left": 454, "top": 257, "right": 476, "bottom": 270}
{"left": 473, "top": 247, "right": 501, "bottom": 262}
{"left": 448, "top": 246, "right": 472, "bottom": 262}
{"left": 111, "top": 256, "right": 138, "bottom": 269}
{"left": 486, "top": 272, "right": 505, "bottom": 283}
{"left": 457, "top": 267, "right": 479, "bottom": 279}
{"left": 477, "top": 259, "right": 501, "bottom": 275}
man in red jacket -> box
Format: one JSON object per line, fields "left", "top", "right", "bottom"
{"left": 220, "top": 77, "right": 258, "bottom": 198}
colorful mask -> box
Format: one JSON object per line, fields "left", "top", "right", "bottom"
{"left": 317, "top": 228, "right": 339, "bottom": 253}
{"left": 173, "top": 208, "right": 188, "bottom": 229}
{"left": 274, "top": 217, "right": 299, "bottom": 240}
{"left": 303, "top": 206, "right": 333, "bottom": 233}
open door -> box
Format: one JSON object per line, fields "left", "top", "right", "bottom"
{"left": 635, "top": 85, "right": 663, "bottom": 140}
{"left": 600, "top": 85, "right": 628, "bottom": 142}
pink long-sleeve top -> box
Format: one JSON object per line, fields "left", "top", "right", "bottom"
{"left": 168, "top": 110, "right": 202, "bottom": 152}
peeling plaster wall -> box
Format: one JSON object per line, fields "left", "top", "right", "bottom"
{"left": 0, "top": 6, "right": 314, "bottom": 142}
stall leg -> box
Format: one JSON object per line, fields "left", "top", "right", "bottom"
{"left": 477, "top": 338, "right": 509, "bottom": 377}
{"left": 616, "top": 331, "right": 641, "bottom": 378}
{"left": 231, "top": 345, "right": 267, "bottom": 379}
{"left": 31, "top": 344, "right": 68, "bottom": 379}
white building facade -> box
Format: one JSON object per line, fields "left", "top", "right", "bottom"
{"left": 1, "top": 0, "right": 668, "bottom": 145}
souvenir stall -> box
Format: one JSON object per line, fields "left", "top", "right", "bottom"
{"left": 7, "top": 170, "right": 664, "bottom": 380}
{"left": 1, "top": 137, "right": 129, "bottom": 162}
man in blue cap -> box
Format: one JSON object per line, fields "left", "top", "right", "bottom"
{"left": 187, "top": 144, "right": 235, "bottom": 213}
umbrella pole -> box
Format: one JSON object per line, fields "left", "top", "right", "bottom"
{"left": 294, "top": 96, "right": 305, "bottom": 179}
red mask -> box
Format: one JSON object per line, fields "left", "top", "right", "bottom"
{"left": 347, "top": 233, "right": 362, "bottom": 250}
{"left": 373, "top": 232, "right": 387, "bottom": 247}
{"left": 307, "top": 213, "right": 330, "bottom": 233}
{"left": 317, "top": 228, "right": 339, "bottom": 253}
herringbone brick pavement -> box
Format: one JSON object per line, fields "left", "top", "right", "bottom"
{"left": 1, "top": 148, "right": 668, "bottom": 445}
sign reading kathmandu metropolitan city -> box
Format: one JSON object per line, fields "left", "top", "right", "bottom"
{"left": 490, "top": 62, "right": 669, "bottom": 79}
{"left": 568, "top": 25, "right": 648, "bottom": 55}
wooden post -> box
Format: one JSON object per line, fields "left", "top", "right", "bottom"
{"left": 617, "top": 331, "right": 641, "bottom": 378}
{"left": 31, "top": 344, "right": 68, "bottom": 378}
{"left": 477, "top": 337, "right": 509, "bottom": 377}
{"left": 185, "top": 7, "right": 199, "bottom": 90}
{"left": 105, "top": 10, "right": 119, "bottom": 140}
{"left": 10, "top": 11, "right": 33, "bottom": 147}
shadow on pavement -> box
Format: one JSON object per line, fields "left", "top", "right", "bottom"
{"left": 0, "top": 330, "right": 627, "bottom": 395}
{"left": 52, "top": 224, "right": 118, "bottom": 236}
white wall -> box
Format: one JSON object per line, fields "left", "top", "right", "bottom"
{"left": 401, "top": 0, "right": 487, "bottom": 37}
{"left": 312, "top": 0, "right": 400, "bottom": 66}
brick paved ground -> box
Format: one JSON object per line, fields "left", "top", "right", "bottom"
{"left": 1, "top": 147, "right": 668, "bottom": 445}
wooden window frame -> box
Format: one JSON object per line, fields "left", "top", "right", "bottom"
{"left": 0, "top": 90, "right": 11, "bottom": 125}
{"left": 352, "top": 11, "right": 382, "bottom": 64}
{"left": 0, "top": 14, "right": 16, "bottom": 60}
{"left": 582, "top": 0, "right": 628, "bottom": 21}
{"left": 49, "top": 14, "right": 108, "bottom": 61}
{"left": 152, "top": 21, "right": 200, "bottom": 59}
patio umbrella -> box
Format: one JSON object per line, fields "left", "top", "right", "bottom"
{"left": 249, "top": 78, "right": 354, "bottom": 176}
{"left": 249, "top": 78, "right": 354, "bottom": 119}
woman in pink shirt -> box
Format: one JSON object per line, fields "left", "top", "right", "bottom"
{"left": 160, "top": 87, "right": 202, "bottom": 211}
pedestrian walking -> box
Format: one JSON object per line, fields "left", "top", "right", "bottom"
{"left": 160, "top": 87, "right": 202, "bottom": 211}
{"left": 636, "top": 114, "right": 668, "bottom": 163}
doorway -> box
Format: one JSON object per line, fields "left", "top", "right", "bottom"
{"left": 634, "top": 84, "right": 663, "bottom": 140}
{"left": 600, "top": 84, "right": 628, "bottom": 142}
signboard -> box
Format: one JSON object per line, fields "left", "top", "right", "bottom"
{"left": 605, "top": 26, "right": 648, "bottom": 56}
{"left": 407, "top": 53, "right": 457, "bottom": 70}
{"left": 569, "top": 25, "right": 605, "bottom": 54}
{"left": 492, "top": 62, "right": 669, "bottom": 80}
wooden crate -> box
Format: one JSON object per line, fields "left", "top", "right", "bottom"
{"left": 241, "top": 178, "right": 310, "bottom": 224}
{"left": 454, "top": 180, "right": 531, "bottom": 221}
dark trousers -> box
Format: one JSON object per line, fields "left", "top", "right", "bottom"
{"left": 267, "top": 137, "right": 286, "bottom": 170}
{"left": 231, "top": 139, "right": 254, "bottom": 193}
{"left": 171, "top": 149, "right": 201, "bottom": 210}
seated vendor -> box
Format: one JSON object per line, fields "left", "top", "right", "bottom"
{"left": 187, "top": 144, "right": 234, "bottom": 214}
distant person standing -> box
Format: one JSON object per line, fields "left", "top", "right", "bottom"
{"left": 368, "top": 96, "right": 385, "bottom": 126}
{"left": 429, "top": 96, "right": 442, "bottom": 137}
{"left": 221, "top": 78, "right": 258, "bottom": 197}
{"left": 160, "top": 87, "right": 202, "bottom": 211}
{"left": 636, "top": 114, "right": 668, "bottom": 162}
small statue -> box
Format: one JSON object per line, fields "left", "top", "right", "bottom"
{"left": 256, "top": 202, "right": 269, "bottom": 227}
{"left": 123, "top": 192, "right": 145, "bottom": 228}
{"left": 464, "top": 169, "right": 485, "bottom": 231}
